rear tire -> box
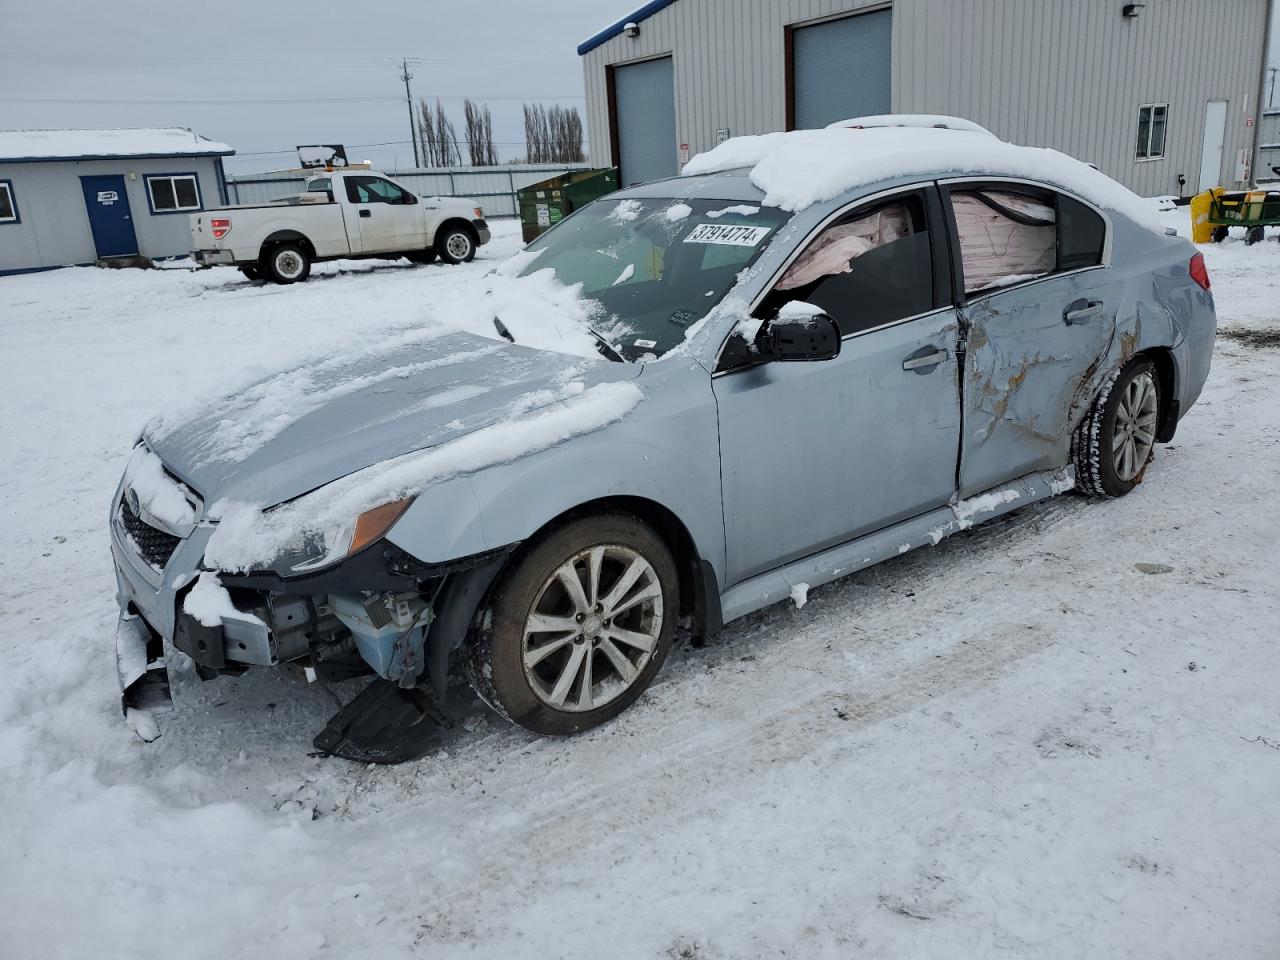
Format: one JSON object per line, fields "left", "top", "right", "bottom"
{"left": 435, "top": 225, "right": 477, "bottom": 264}
{"left": 1245, "top": 225, "right": 1265, "bottom": 246}
{"left": 265, "top": 243, "right": 311, "bottom": 284}
{"left": 1072, "top": 357, "right": 1160, "bottom": 499}
{"left": 1210, "top": 225, "right": 1229, "bottom": 243}
{"left": 464, "top": 513, "right": 678, "bottom": 735}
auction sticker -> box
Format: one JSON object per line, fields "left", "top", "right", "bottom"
{"left": 683, "top": 223, "right": 771, "bottom": 246}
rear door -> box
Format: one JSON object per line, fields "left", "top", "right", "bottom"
{"left": 943, "top": 180, "right": 1120, "bottom": 496}
{"left": 342, "top": 175, "right": 426, "bottom": 254}
{"left": 713, "top": 186, "right": 962, "bottom": 584}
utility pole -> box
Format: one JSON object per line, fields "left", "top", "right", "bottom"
{"left": 400, "top": 58, "right": 421, "bottom": 168}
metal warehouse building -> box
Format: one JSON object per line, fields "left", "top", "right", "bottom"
{"left": 580, "top": 0, "right": 1274, "bottom": 197}
{"left": 0, "top": 128, "right": 234, "bottom": 275}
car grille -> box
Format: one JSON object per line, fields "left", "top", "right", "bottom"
{"left": 118, "top": 498, "right": 182, "bottom": 571}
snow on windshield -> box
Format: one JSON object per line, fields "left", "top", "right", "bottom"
{"left": 682, "top": 127, "right": 1163, "bottom": 233}
{"left": 203, "top": 380, "right": 644, "bottom": 572}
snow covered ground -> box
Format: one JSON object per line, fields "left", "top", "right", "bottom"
{"left": 2, "top": 214, "right": 1279, "bottom": 960}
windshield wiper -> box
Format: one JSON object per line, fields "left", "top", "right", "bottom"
{"left": 588, "top": 328, "right": 626, "bottom": 363}
{"left": 493, "top": 316, "right": 515, "bottom": 343}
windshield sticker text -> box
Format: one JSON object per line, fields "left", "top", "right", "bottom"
{"left": 682, "top": 223, "right": 772, "bottom": 247}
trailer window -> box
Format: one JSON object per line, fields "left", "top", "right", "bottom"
{"left": 1136, "top": 104, "right": 1168, "bottom": 160}
{"left": 0, "top": 181, "right": 17, "bottom": 223}
{"left": 146, "top": 174, "right": 201, "bottom": 214}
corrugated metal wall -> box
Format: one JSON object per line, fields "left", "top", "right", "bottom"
{"left": 582, "top": 0, "right": 1270, "bottom": 196}
{"left": 227, "top": 164, "right": 591, "bottom": 217}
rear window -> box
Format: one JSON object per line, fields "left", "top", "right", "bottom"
{"left": 951, "top": 190, "right": 1057, "bottom": 294}
{"left": 1057, "top": 194, "right": 1106, "bottom": 270}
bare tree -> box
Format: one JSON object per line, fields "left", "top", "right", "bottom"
{"left": 523, "top": 103, "right": 584, "bottom": 163}
{"left": 417, "top": 98, "right": 461, "bottom": 167}
{"left": 463, "top": 99, "right": 497, "bottom": 166}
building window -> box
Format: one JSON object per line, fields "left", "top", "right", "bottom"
{"left": 0, "top": 180, "right": 18, "bottom": 223}
{"left": 145, "top": 174, "right": 202, "bottom": 213}
{"left": 1136, "top": 104, "right": 1168, "bottom": 160}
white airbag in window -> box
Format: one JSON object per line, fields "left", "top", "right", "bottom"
{"left": 952, "top": 191, "right": 1056, "bottom": 293}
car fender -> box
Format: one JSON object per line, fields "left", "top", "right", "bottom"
{"left": 385, "top": 360, "right": 726, "bottom": 585}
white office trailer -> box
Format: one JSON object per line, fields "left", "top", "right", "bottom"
{"left": 579, "top": 0, "right": 1274, "bottom": 197}
{"left": 0, "top": 128, "right": 234, "bottom": 275}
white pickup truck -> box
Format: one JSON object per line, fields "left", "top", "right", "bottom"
{"left": 190, "top": 171, "right": 491, "bottom": 283}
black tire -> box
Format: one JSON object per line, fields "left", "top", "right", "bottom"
{"left": 435, "top": 224, "right": 477, "bottom": 264}
{"left": 464, "top": 513, "right": 679, "bottom": 735}
{"left": 406, "top": 249, "right": 437, "bottom": 265}
{"left": 1245, "top": 226, "right": 1265, "bottom": 246}
{"left": 1072, "top": 357, "right": 1161, "bottom": 499}
{"left": 1211, "top": 225, "right": 1229, "bottom": 243}
{"left": 238, "top": 264, "right": 261, "bottom": 281}
{"left": 264, "top": 243, "right": 311, "bottom": 284}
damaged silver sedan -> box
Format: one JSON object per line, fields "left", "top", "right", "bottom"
{"left": 111, "top": 132, "right": 1216, "bottom": 762}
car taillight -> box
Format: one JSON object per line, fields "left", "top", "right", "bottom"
{"left": 1189, "top": 252, "right": 1210, "bottom": 291}
{"left": 473, "top": 207, "right": 484, "bottom": 219}
{"left": 211, "top": 217, "right": 232, "bottom": 240}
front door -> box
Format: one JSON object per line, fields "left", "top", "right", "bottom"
{"left": 342, "top": 175, "right": 425, "bottom": 254}
{"left": 1198, "top": 100, "right": 1228, "bottom": 192}
{"left": 944, "top": 182, "right": 1120, "bottom": 497}
{"left": 79, "top": 175, "right": 138, "bottom": 258}
{"left": 714, "top": 187, "right": 962, "bottom": 584}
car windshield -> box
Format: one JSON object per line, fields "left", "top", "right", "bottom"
{"left": 518, "top": 197, "right": 790, "bottom": 360}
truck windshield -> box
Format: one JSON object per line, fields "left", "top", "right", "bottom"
{"left": 518, "top": 197, "right": 789, "bottom": 360}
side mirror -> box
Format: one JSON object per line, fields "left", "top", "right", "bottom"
{"left": 761, "top": 308, "right": 841, "bottom": 361}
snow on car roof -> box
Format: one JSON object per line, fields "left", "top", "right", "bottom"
{"left": 826, "top": 114, "right": 996, "bottom": 136}
{"left": 0, "top": 127, "right": 235, "bottom": 162}
{"left": 682, "top": 126, "right": 1162, "bottom": 233}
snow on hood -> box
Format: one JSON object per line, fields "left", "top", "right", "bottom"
{"left": 681, "top": 127, "right": 1163, "bottom": 233}
{"left": 144, "top": 330, "right": 632, "bottom": 511}
{"left": 203, "top": 380, "right": 644, "bottom": 572}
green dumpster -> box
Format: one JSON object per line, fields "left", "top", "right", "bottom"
{"left": 518, "top": 167, "right": 619, "bottom": 243}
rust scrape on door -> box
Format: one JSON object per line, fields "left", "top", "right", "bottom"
{"left": 965, "top": 302, "right": 1068, "bottom": 445}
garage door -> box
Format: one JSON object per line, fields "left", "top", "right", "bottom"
{"left": 612, "top": 56, "right": 677, "bottom": 186}
{"left": 791, "top": 9, "right": 892, "bottom": 129}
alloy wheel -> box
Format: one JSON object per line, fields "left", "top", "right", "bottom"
{"left": 1112, "top": 371, "right": 1158, "bottom": 481}
{"left": 522, "top": 545, "right": 663, "bottom": 712}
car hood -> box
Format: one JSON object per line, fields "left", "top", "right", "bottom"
{"left": 145, "top": 330, "right": 636, "bottom": 510}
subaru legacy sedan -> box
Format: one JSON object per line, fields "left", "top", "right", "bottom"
{"left": 111, "top": 127, "right": 1216, "bottom": 761}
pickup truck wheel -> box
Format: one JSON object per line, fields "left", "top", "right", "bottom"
{"left": 465, "top": 514, "right": 678, "bottom": 735}
{"left": 436, "top": 225, "right": 476, "bottom": 264}
{"left": 238, "top": 264, "right": 261, "bottom": 281}
{"left": 266, "top": 244, "right": 311, "bottom": 284}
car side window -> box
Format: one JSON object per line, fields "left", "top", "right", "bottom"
{"left": 344, "top": 176, "right": 410, "bottom": 204}
{"left": 1057, "top": 194, "right": 1106, "bottom": 270}
{"left": 760, "top": 195, "right": 936, "bottom": 337}
{"left": 951, "top": 189, "right": 1057, "bottom": 294}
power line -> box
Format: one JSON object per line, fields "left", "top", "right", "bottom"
{"left": 0, "top": 93, "right": 585, "bottom": 106}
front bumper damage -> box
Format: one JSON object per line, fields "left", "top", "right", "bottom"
{"left": 109, "top": 478, "right": 511, "bottom": 762}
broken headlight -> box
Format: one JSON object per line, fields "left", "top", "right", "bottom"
{"left": 288, "top": 498, "right": 414, "bottom": 574}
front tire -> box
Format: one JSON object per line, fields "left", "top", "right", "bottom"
{"left": 265, "top": 243, "right": 311, "bottom": 284}
{"left": 465, "top": 513, "right": 678, "bottom": 735}
{"left": 1072, "top": 357, "right": 1160, "bottom": 498}
{"left": 435, "top": 224, "right": 477, "bottom": 264}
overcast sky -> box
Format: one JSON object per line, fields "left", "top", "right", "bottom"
{"left": 1, "top": 1, "right": 1277, "bottom": 176}
{"left": 1, "top": 0, "right": 638, "bottom": 174}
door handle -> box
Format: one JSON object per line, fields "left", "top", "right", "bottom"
{"left": 359, "top": 209, "right": 372, "bottom": 218}
{"left": 902, "top": 348, "right": 949, "bottom": 371}
{"left": 1064, "top": 299, "right": 1103, "bottom": 325}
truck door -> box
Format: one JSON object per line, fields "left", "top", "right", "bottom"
{"left": 341, "top": 175, "right": 426, "bottom": 255}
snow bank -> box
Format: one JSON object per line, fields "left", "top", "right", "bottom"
{"left": 682, "top": 127, "right": 1163, "bottom": 233}
{"left": 122, "top": 445, "right": 195, "bottom": 528}
{"left": 203, "top": 380, "right": 644, "bottom": 571}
